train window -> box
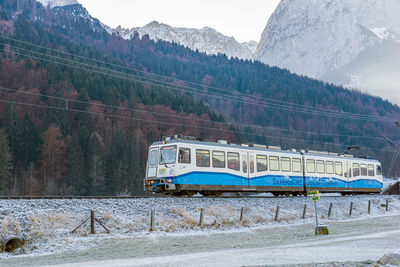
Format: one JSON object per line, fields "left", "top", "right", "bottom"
{"left": 306, "top": 159, "right": 315, "bottom": 173}
{"left": 335, "top": 162, "right": 343, "bottom": 176}
{"left": 149, "top": 149, "right": 158, "bottom": 167}
{"left": 269, "top": 156, "right": 280, "bottom": 171}
{"left": 250, "top": 155, "right": 255, "bottom": 173}
{"left": 160, "top": 146, "right": 177, "bottom": 165}
{"left": 281, "top": 157, "right": 291, "bottom": 172}
{"left": 242, "top": 154, "right": 248, "bottom": 173}
{"left": 360, "top": 164, "right": 367, "bottom": 176}
{"left": 196, "top": 149, "right": 210, "bottom": 167}
{"left": 212, "top": 151, "right": 226, "bottom": 168}
{"left": 292, "top": 158, "right": 302, "bottom": 172}
{"left": 326, "top": 161, "right": 334, "bottom": 174}
{"left": 317, "top": 160, "right": 325, "bottom": 174}
{"left": 352, "top": 163, "right": 360, "bottom": 177}
{"left": 256, "top": 155, "right": 267, "bottom": 172}
{"left": 178, "top": 148, "right": 191, "bottom": 164}
{"left": 368, "top": 164, "right": 375, "bottom": 176}
{"left": 228, "top": 152, "right": 240, "bottom": 171}
{"left": 376, "top": 165, "right": 382, "bottom": 175}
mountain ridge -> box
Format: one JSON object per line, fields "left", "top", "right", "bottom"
{"left": 110, "top": 21, "right": 257, "bottom": 60}
{"left": 254, "top": 0, "right": 400, "bottom": 104}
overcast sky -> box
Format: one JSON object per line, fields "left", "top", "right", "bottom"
{"left": 78, "top": 0, "right": 281, "bottom": 43}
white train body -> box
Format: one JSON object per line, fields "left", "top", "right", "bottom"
{"left": 144, "top": 137, "right": 383, "bottom": 196}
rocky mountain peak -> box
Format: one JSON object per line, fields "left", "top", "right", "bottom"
{"left": 254, "top": 0, "right": 400, "bottom": 103}
{"left": 37, "top": 0, "right": 79, "bottom": 8}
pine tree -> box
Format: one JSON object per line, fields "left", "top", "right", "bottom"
{"left": 0, "top": 129, "right": 13, "bottom": 194}
{"left": 66, "top": 136, "right": 85, "bottom": 195}
{"left": 88, "top": 132, "right": 105, "bottom": 195}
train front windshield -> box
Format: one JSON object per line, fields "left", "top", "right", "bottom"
{"left": 160, "top": 145, "right": 177, "bottom": 165}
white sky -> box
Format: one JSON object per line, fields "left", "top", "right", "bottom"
{"left": 78, "top": 0, "right": 281, "bottom": 43}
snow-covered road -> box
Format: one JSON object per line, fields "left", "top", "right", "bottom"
{"left": 46, "top": 227, "right": 400, "bottom": 267}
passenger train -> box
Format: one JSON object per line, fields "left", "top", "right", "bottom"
{"left": 144, "top": 135, "right": 383, "bottom": 196}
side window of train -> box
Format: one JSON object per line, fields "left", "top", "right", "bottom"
{"left": 326, "top": 161, "right": 334, "bottom": 174}
{"left": 149, "top": 149, "right": 158, "bottom": 167}
{"left": 269, "top": 156, "right": 280, "bottom": 171}
{"left": 368, "top": 164, "right": 375, "bottom": 176}
{"left": 306, "top": 159, "right": 315, "bottom": 173}
{"left": 292, "top": 158, "right": 302, "bottom": 172}
{"left": 196, "top": 149, "right": 210, "bottom": 167}
{"left": 352, "top": 163, "right": 360, "bottom": 177}
{"left": 360, "top": 164, "right": 367, "bottom": 176}
{"left": 281, "top": 157, "right": 291, "bottom": 172}
{"left": 212, "top": 151, "right": 226, "bottom": 168}
{"left": 335, "top": 162, "right": 343, "bottom": 176}
{"left": 227, "top": 152, "right": 240, "bottom": 171}
{"left": 317, "top": 160, "right": 325, "bottom": 174}
{"left": 249, "top": 155, "right": 255, "bottom": 173}
{"left": 242, "top": 154, "right": 248, "bottom": 173}
{"left": 257, "top": 155, "right": 267, "bottom": 172}
{"left": 376, "top": 165, "right": 382, "bottom": 175}
{"left": 178, "top": 148, "right": 191, "bottom": 164}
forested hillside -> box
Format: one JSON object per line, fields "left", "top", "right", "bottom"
{"left": 0, "top": 0, "right": 399, "bottom": 196}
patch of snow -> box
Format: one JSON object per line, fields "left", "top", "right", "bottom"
{"left": 37, "top": 0, "right": 79, "bottom": 8}
{"left": 0, "top": 195, "right": 399, "bottom": 260}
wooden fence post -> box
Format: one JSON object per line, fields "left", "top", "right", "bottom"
{"left": 90, "top": 210, "right": 95, "bottom": 234}
{"left": 199, "top": 208, "right": 205, "bottom": 227}
{"left": 328, "top": 203, "right": 333, "bottom": 218}
{"left": 240, "top": 207, "right": 245, "bottom": 223}
{"left": 275, "top": 206, "right": 280, "bottom": 222}
{"left": 386, "top": 199, "right": 389, "bottom": 211}
{"left": 150, "top": 209, "right": 155, "bottom": 232}
{"left": 349, "top": 202, "right": 353, "bottom": 216}
{"left": 368, "top": 200, "right": 371, "bottom": 214}
{"left": 302, "top": 204, "right": 307, "bottom": 219}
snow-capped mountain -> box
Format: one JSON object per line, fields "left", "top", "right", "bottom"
{"left": 254, "top": 0, "right": 400, "bottom": 104}
{"left": 37, "top": 0, "right": 78, "bottom": 8}
{"left": 112, "top": 21, "right": 257, "bottom": 60}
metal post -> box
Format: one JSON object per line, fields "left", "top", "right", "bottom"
{"left": 368, "top": 200, "right": 371, "bottom": 214}
{"left": 328, "top": 203, "right": 333, "bottom": 218}
{"left": 386, "top": 199, "right": 389, "bottom": 211}
{"left": 349, "top": 202, "right": 353, "bottom": 216}
{"left": 199, "top": 208, "right": 204, "bottom": 227}
{"left": 150, "top": 209, "right": 155, "bottom": 232}
{"left": 275, "top": 206, "right": 280, "bottom": 222}
{"left": 240, "top": 207, "right": 245, "bottom": 223}
{"left": 314, "top": 201, "right": 319, "bottom": 235}
{"left": 302, "top": 204, "right": 307, "bottom": 219}
{"left": 90, "top": 210, "right": 95, "bottom": 234}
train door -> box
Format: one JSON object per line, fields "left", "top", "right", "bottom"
{"left": 242, "top": 153, "right": 248, "bottom": 187}
{"left": 248, "top": 152, "right": 256, "bottom": 188}
{"left": 147, "top": 148, "right": 158, "bottom": 178}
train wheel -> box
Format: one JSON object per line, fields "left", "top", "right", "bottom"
{"left": 272, "top": 192, "right": 280, "bottom": 197}
{"left": 285, "top": 192, "right": 291, "bottom": 197}
{"left": 214, "top": 192, "right": 222, "bottom": 197}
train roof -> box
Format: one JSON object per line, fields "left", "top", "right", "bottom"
{"left": 150, "top": 138, "right": 380, "bottom": 163}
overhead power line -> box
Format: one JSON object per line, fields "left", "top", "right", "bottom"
{"left": 0, "top": 97, "right": 396, "bottom": 154}
{"left": 1, "top": 35, "right": 399, "bottom": 123}
{"left": 1, "top": 85, "right": 396, "bottom": 141}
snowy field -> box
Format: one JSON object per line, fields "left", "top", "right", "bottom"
{"left": 1, "top": 194, "right": 400, "bottom": 266}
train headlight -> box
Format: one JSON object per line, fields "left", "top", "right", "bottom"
{"left": 167, "top": 179, "right": 172, "bottom": 183}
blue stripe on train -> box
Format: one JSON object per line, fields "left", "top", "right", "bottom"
{"left": 168, "top": 171, "right": 382, "bottom": 189}
{"left": 305, "top": 176, "right": 382, "bottom": 189}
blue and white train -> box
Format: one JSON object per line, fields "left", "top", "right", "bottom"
{"left": 144, "top": 135, "right": 383, "bottom": 196}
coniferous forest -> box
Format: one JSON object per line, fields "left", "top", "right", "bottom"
{"left": 0, "top": 0, "right": 400, "bottom": 196}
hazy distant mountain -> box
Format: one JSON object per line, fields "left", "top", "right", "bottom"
{"left": 254, "top": 0, "right": 400, "bottom": 104}
{"left": 112, "top": 21, "right": 257, "bottom": 60}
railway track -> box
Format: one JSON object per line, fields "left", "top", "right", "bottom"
{"left": 0, "top": 194, "right": 380, "bottom": 200}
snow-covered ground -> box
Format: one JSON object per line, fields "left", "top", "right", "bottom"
{"left": 1, "top": 195, "right": 399, "bottom": 266}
